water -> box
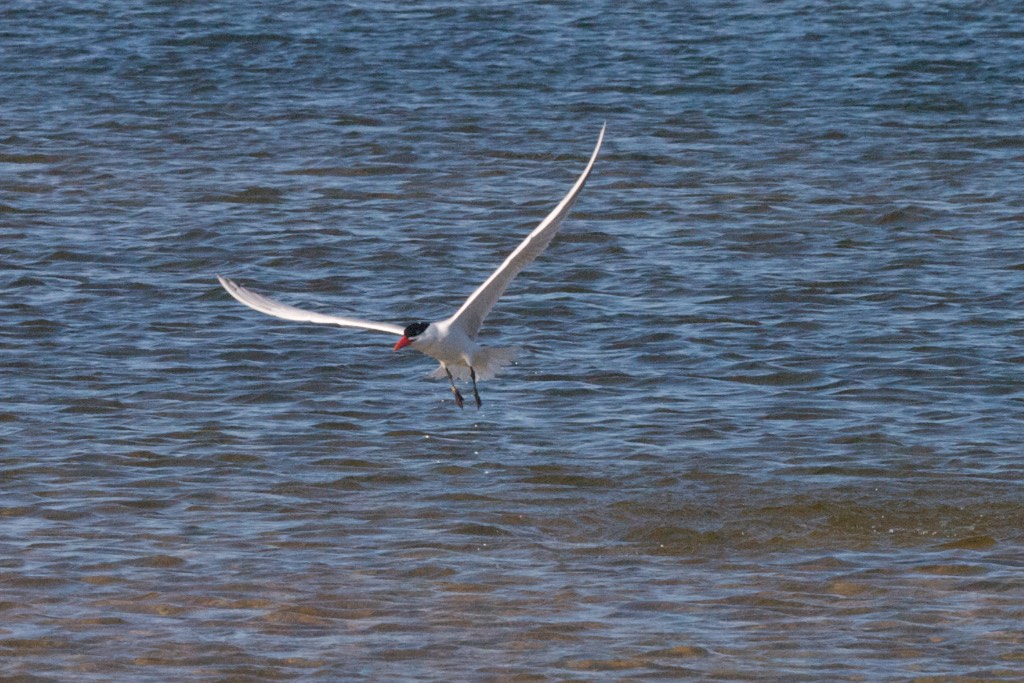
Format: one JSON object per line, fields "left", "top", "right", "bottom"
{"left": 2, "top": 1, "right": 1023, "bottom": 680}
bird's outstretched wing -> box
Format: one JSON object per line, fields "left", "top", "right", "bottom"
{"left": 217, "top": 275, "right": 404, "bottom": 336}
{"left": 446, "top": 124, "right": 605, "bottom": 339}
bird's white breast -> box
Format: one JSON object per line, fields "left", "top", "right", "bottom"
{"left": 416, "top": 320, "right": 479, "bottom": 368}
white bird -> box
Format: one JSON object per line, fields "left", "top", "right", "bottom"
{"left": 218, "top": 124, "right": 605, "bottom": 409}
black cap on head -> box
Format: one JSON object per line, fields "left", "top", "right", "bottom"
{"left": 403, "top": 322, "right": 429, "bottom": 338}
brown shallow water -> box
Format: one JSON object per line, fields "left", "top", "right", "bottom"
{"left": 2, "top": 454, "right": 1021, "bottom": 680}
{"left": 2, "top": 1, "right": 1024, "bottom": 680}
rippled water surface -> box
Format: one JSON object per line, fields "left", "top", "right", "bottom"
{"left": 2, "top": 1, "right": 1023, "bottom": 680}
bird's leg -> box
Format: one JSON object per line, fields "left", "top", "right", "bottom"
{"left": 444, "top": 366, "right": 464, "bottom": 409}
{"left": 470, "top": 367, "right": 482, "bottom": 409}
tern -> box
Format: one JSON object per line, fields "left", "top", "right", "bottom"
{"left": 218, "top": 124, "right": 605, "bottom": 409}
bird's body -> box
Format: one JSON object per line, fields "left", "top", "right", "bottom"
{"left": 412, "top": 319, "right": 485, "bottom": 377}
{"left": 218, "top": 124, "right": 605, "bottom": 408}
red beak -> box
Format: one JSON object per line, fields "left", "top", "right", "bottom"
{"left": 393, "top": 336, "right": 411, "bottom": 352}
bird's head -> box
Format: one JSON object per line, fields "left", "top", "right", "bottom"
{"left": 393, "top": 321, "right": 430, "bottom": 351}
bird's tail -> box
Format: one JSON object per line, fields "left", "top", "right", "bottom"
{"left": 430, "top": 347, "right": 520, "bottom": 382}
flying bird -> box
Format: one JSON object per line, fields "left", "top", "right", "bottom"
{"left": 218, "top": 124, "right": 605, "bottom": 409}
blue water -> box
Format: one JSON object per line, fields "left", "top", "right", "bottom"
{"left": 2, "top": 2, "right": 1023, "bottom": 680}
